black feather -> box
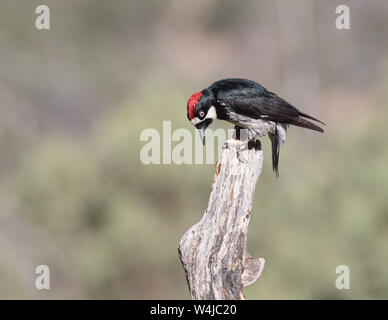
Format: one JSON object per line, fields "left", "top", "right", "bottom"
{"left": 209, "top": 78, "right": 325, "bottom": 133}
{"left": 269, "top": 132, "right": 280, "bottom": 177}
{"left": 285, "top": 116, "right": 324, "bottom": 133}
{"left": 298, "top": 111, "right": 326, "bottom": 125}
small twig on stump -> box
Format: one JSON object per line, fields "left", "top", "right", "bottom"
{"left": 178, "top": 139, "right": 265, "bottom": 300}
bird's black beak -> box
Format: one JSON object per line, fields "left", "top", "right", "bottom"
{"left": 195, "top": 119, "right": 212, "bottom": 145}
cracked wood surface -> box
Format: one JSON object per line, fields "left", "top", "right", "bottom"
{"left": 178, "top": 139, "right": 265, "bottom": 300}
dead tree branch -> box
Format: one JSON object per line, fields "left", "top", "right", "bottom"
{"left": 178, "top": 139, "right": 265, "bottom": 300}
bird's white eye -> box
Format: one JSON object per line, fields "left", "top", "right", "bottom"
{"left": 199, "top": 110, "right": 205, "bottom": 118}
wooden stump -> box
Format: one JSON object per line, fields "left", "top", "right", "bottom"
{"left": 178, "top": 139, "right": 265, "bottom": 300}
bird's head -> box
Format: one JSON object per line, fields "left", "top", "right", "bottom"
{"left": 186, "top": 90, "right": 217, "bottom": 145}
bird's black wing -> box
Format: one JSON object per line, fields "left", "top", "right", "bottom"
{"left": 215, "top": 83, "right": 324, "bottom": 132}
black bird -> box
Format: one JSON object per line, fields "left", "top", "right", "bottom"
{"left": 186, "top": 78, "right": 325, "bottom": 176}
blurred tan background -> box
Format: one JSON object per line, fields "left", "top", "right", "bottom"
{"left": 0, "top": 0, "right": 387, "bottom": 299}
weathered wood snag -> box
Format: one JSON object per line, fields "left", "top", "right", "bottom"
{"left": 178, "top": 139, "right": 265, "bottom": 300}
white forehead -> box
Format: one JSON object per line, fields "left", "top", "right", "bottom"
{"left": 190, "top": 117, "right": 201, "bottom": 125}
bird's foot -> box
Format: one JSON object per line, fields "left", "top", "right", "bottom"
{"left": 248, "top": 139, "right": 261, "bottom": 150}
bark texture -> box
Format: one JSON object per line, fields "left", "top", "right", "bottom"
{"left": 178, "top": 139, "right": 265, "bottom": 300}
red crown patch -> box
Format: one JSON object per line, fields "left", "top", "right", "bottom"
{"left": 187, "top": 92, "right": 202, "bottom": 120}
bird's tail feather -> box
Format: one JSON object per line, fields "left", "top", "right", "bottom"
{"left": 269, "top": 132, "right": 280, "bottom": 178}
{"left": 299, "top": 111, "right": 326, "bottom": 125}
{"left": 287, "top": 116, "right": 324, "bottom": 133}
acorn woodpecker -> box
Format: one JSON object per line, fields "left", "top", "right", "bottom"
{"left": 186, "top": 78, "right": 325, "bottom": 176}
